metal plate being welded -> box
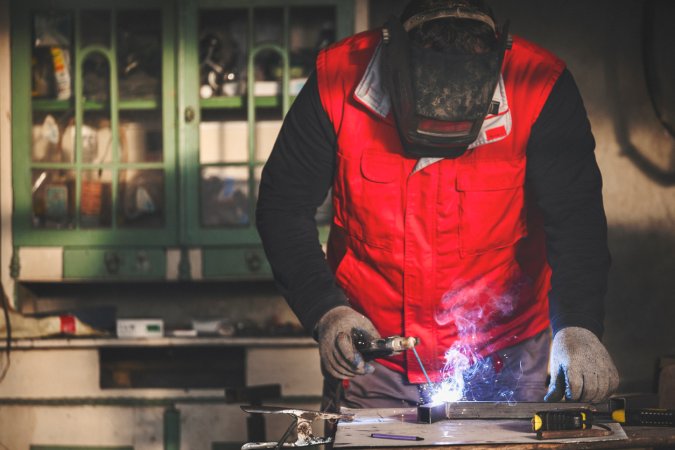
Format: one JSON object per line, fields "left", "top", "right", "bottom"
{"left": 337, "top": 408, "right": 628, "bottom": 448}
{"left": 418, "top": 401, "right": 608, "bottom": 423}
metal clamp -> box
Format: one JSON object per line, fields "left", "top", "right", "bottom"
{"left": 240, "top": 406, "right": 353, "bottom": 449}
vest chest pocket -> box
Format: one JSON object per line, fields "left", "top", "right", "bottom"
{"left": 336, "top": 151, "right": 402, "bottom": 250}
{"left": 456, "top": 159, "right": 528, "bottom": 256}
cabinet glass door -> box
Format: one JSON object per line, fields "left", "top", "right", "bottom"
{"left": 182, "top": 0, "right": 351, "bottom": 247}
{"left": 12, "top": 1, "right": 176, "bottom": 246}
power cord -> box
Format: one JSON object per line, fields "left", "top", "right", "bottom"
{"left": 614, "top": 0, "right": 675, "bottom": 186}
{"left": 0, "top": 282, "right": 11, "bottom": 382}
{"left": 642, "top": 0, "right": 675, "bottom": 140}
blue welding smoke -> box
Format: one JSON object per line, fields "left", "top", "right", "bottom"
{"left": 432, "top": 277, "right": 524, "bottom": 403}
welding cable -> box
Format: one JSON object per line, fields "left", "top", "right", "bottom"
{"left": 0, "top": 283, "right": 10, "bottom": 382}
{"left": 616, "top": 0, "right": 675, "bottom": 186}
{"left": 609, "top": 1, "right": 675, "bottom": 186}
{"left": 642, "top": 0, "right": 675, "bottom": 140}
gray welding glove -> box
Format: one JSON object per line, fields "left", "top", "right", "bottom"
{"left": 545, "top": 326, "right": 620, "bottom": 403}
{"left": 315, "top": 305, "right": 381, "bottom": 379}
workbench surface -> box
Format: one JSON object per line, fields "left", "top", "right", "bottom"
{"left": 334, "top": 408, "right": 675, "bottom": 449}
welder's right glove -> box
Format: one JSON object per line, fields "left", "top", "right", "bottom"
{"left": 315, "top": 305, "right": 381, "bottom": 379}
{"left": 545, "top": 326, "right": 620, "bottom": 403}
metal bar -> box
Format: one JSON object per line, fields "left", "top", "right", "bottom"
{"left": 417, "top": 402, "right": 446, "bottom": 424}
{"left": 418, "top": 401, "right": 609, "bottom": 423}
{"left": 537, "top": 428, "right": 612, "bottom": 440}
{"left": 410, "top": 345, "right": 433, "bottom": 386}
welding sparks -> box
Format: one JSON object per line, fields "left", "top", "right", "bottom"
{"left": 434, "top": 347, "right": 472, "bottom": 402}
{"left": 430, "top": 277, "right": 526, "bottom": 403}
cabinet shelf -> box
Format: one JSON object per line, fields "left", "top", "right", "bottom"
{"left": 200, "top": 95, "right": 296, "bottom": 110}
{"left": 32, "top": 98, "right": 161, "bottom": 112}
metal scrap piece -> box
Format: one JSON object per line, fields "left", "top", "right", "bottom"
{"left": 240, "top": 406, "right": 354, "bottom": 449}
{"left": 417, "top": 402, "right": 447, "bottom": 424}
{"left": 537, "top": 427, "right": 613, "bottom": 440}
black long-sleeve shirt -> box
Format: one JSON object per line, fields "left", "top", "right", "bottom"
{"left": 256, "top": 68, "right": 610, "bottom": 339}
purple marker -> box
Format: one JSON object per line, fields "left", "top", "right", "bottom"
{"left": 370, "top": 433, "right": 424, "bottom": 441}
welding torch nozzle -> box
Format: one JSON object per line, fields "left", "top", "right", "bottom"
{"left": 388, "top": 336, "right": 420, "bottom": 352}
{"left": 353, "top": 332, "right": 420, "bottom": 361}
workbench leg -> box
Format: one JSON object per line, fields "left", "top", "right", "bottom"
{"left": 164, "top": 406, "right": 181, "bottom": 450}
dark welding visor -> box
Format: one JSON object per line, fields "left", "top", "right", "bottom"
{"left": 382, "top": 12, "right": 510, "bottom": 158}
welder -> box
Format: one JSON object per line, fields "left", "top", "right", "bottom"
{"left": 256, "top": 0, "right": 619, "bottom": 410}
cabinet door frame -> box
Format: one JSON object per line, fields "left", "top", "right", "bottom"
{"left": 178, "top": 0, "right": 353, "bottom": 246}
{"left": 11, "top": 0, "right": 178, "bottom": 247}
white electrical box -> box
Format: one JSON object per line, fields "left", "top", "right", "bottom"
{"left": 116, "top": 319, "right": 164, "bottom": 338}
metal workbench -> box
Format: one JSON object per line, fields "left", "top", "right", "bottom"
{"left": 333, "top": 407, "right": 675, "bottom": 450}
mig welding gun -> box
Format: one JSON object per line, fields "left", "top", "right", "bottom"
{"left": 352, "top": 331, "right": 420, "bottom": 361}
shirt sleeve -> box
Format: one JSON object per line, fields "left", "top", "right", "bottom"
{"left": 255, "top": 72, "right": 349, "bottom": 334}
{"left": 526, "top": 68, "right": 611, "bottom": 338}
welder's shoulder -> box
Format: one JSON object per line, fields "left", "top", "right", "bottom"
{"left": 318, "top": 29, "right": 381, "bottom": 73}
{"left": 315, "top": 30, "right": 380, "bottom": 125}
{"left": 508, "top": 35, "right": 566, "bottom": 73}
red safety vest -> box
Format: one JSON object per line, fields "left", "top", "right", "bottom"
{"left": 317, "top": 30, "right": 565, "bottom": 383}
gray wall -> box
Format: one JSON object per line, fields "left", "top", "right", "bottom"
{"left": 371, "top": 0, "right": 675, "bottom": 392}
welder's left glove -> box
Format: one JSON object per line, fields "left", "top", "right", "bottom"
{"left": 315, "top": 306, "right": 380, "bottom": 380}
{"left": 545, "top": 326, "right": 619, "bottom": 403}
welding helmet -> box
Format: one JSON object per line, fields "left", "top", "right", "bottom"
{"left": 382, "top": 1, "right": 511, "bottom": 158}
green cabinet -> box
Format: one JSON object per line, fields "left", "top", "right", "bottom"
{"left": 11, "top": 0, "right": 352, "bottom": 281}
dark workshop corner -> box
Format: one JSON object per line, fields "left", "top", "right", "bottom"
{"left": 0, "top": 0, "right": 674, "bottom": 448}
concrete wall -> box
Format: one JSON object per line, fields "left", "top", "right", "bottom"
{"left": 371, "top": 0, "right": 675, "bottom": 393}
